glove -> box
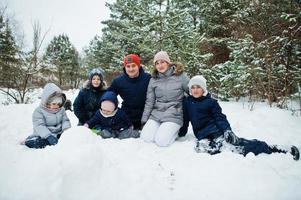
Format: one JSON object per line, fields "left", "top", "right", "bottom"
{"left": 46, "top": 135, "right": 58, "bottom": 145}
{"left": 224, "top": 130, "right": 240, "bottom": 145}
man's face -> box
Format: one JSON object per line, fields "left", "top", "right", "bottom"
{"left": 125, "top": 63, "right": 139, "bottom": 78}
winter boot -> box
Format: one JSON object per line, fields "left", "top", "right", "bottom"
{"left": 224, "top": 130, "right": 240, "bottom": 145}
{"left": 207, "top": 140, "right": 222, "bottom": 155}
{"left": 290, "top": 146, "right": 300, "bottom": 161}
{"left": 195, "top": 140, "right": 209, "bottom": 153}
{"left": 25, "top": 136, "right": 48, "bottom": 149}
{"left": 195, "top": 139, "right": 221, "bottom": 155}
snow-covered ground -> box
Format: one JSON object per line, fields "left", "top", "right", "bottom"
{"left": 0, "top": 90, "right": 301, "bottom": 200}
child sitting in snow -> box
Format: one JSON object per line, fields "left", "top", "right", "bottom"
{"left": 23, "top": 83, "right": 71, "bottom": 149}
{"left": 84, "top": 91, "right": 140, "bottom": 139}
{"left": 179, "top": 75, "right": 300, "bottom": 160}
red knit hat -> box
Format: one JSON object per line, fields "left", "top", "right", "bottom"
{"left": 123, "top": 54, "right": 141, "bottom": 67}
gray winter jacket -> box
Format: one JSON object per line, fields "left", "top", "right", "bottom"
{"left": 31, "top": 83, "right": 71, "bottom": 139}
{"left": 141, "top": 63, "right": 189, "bottom": 126}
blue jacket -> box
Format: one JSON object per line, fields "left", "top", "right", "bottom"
{"left": 86, "top": 91, "right": 132, "bottom": 131}
{"left": 73, "top": 83, "right": 106, "bottom": 124}
{"left": 108, "top": 67, "right": 151, "bottom": 124}
{"left": 179, "top": 94, "right": 231, "bottom": 140}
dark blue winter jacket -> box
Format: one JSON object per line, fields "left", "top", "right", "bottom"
{"left": 86, "top": 91, "right": 132, "bottom": 131}
{"left": 179, "top": 94, "right": 231, "bottom": 140}
{"left": 108, "top": 67, "right": 151, "bottom": 126}
{"left": 73, "top": 83, "right": 106, "bottom": 125}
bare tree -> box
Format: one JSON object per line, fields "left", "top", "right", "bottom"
{"left": 0, "top": 21, "right": 49, "bottom": 103}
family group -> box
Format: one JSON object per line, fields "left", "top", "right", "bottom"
{"left": 22, "top": 51, "right": 299, "bottom": 161}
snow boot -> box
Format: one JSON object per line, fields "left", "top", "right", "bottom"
{"left": 224, "top": 130, "right": 240, "bottom": 145}
{"left": 195, "top": 140, "right": 208, "bottom": 153}
{"left": 195, "top": 139, "right": 221, "bottom": 155}
{"left": 290, "top": 146, "right": 300, "bottom": 161}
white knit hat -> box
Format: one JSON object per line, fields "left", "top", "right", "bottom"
{"left": 153, "top": 51, "right": 171, "bottom": 64}
{"left": 101, "top": 100, "right": 116, "bottom": 112}
{"left": 188, "top": 75, "right": 208, "bottom": 96}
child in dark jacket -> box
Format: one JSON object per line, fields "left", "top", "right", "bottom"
{"left": 179, "top": 75, "right": 300, "bottom": 160}
{"left": 73, "top": 68, "right": 107, "bottom": 125}
{"left": 84, "top": 91, "right": 140, "bottom": 139}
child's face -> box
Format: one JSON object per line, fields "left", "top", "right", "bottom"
{"left": 125, "top": 63, "right": 140, "bottom": 78}
{"left": 48, "top": 102, "right": 60, "bottom": 110}
{"left": 191, "top": 85, "right": 204, "bottom": 98}
{"left": 155, "top": 60, "right": 169, "bottom": 73}
{"left": 101, "top": 108, "right": 114, "bottom": 115}
{"left": 91, "top": 75, "right": 101, "bottom": 87}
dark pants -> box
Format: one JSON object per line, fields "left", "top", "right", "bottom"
{"left": 236, "top": 138, "right": 272, "bottom": 156}
{"left": 132, "top": 121, "right": 142, "bottom": 130}
{"left": 198, "top": 136, "right": 273, "bottom": 156}
{"left": 100, "top": 128, "right": 140, "bottom": 139}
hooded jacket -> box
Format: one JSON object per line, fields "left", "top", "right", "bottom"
{"left": 86, "top": 91, "right": 132, "bottom": 131}
{"left": 141, "top": 63, "right": 189, "bottom": 126}
{"left": 73, "top": 79, "right": 107, "bottom": 124}
{"left": 31, "top": 83, "right": 71, "bottom": 138}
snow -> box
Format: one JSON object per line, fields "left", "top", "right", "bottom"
{"left": 0, "top": 90, "right": 301, "bottom": 200}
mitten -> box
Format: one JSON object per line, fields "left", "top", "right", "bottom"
{"left": 46, "top": 135, "right": 58, "bottom": 145}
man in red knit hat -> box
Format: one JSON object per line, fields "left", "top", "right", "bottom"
{"left": 108, "top": 54, "right": 151, "bottom": 130}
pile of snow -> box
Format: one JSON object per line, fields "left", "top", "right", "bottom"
{"left": 0, "top": 90, "right": 301, "bottom": 200}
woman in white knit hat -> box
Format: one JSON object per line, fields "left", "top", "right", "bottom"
{"left": 140, "top": 51, "right": 189, "bottom": 147}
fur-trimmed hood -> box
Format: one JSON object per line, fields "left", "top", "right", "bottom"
{"left": 82, "top": 79, "right": 107, "bottom": 91}
{"left": 152, "top": 62, "right": 184, "bottom": 78}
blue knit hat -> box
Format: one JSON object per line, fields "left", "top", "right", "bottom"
{"left": 88, "top": 68, "right": 105, "bottom": 81}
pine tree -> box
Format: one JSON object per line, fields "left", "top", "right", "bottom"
{"left": 0, "top": 14, "right": 19, "bottom": 88}
{"left": 44, "top": 34, "right": 80, "bottom": 88}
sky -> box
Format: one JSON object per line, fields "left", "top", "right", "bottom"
{"left": 1, "top": 0, "right": 115, "bottom": 51}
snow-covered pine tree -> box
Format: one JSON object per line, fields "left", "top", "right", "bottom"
{"left": 44, "top": 34, "right": 80, "bottom": 88}
{"left": 0, "top": 12, "right": 19, "bottom": 89}
{"left": 85, "top": 0, "right": 210, "bottom": 75}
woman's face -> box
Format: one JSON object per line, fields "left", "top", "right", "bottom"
{"left": 155, "top": 60, "right": 169, "bottom": 73}
{"left": 191, "top": 85, "right": 204, "bottom": 98}
{"left": 125, "top": 63, "right": 140, "bottom": 78}
{"left": 91, "top": 75, "right": 101, "bottom": 87}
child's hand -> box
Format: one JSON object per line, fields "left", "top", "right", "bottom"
{"left": 84, "top": 123, "right": 89, "bottom": 128}
{"left": 46, "top": 135, "right": 58, "bottom": 145}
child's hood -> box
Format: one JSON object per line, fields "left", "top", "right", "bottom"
{"left": 99, "top": 91, "right": 118, "bottom": 109}
{"left": 40, "top": 83, "right": 62, "bottom": 105}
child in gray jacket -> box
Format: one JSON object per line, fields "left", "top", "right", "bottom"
{"left": 22, "top": 83, "right": 71, "bottom": 148}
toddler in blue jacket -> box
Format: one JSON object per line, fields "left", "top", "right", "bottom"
{"left": 84, "top": 91, "right": 140, "bottom": 139}
{"left": 179, "top": 75, "right": 299, "bottom": 160}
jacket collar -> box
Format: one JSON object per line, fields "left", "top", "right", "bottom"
{"left": 124, "top": 67, "right": 146, "bottom": 82}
